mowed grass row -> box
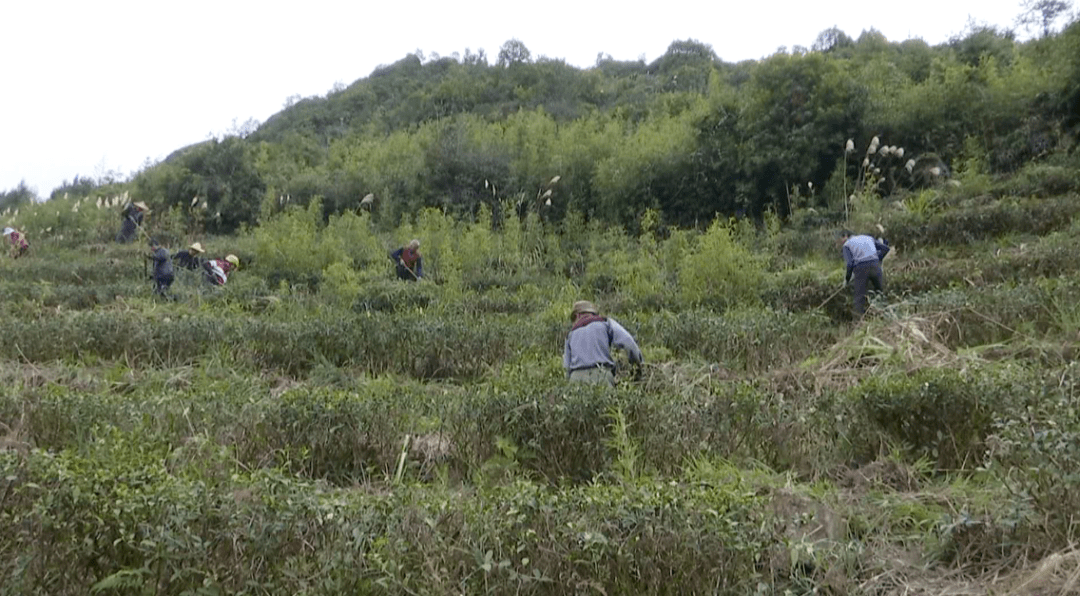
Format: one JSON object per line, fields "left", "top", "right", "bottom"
{"left": 2, "top": 269, "right": 1078, "bottom": 379}
{"left": 0, "top": 359, "right": 1065, "bottom": 482}
{"left": 0, "top": 306, "right": 842, "bottom": 377}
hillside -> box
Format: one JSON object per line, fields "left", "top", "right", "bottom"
{"left": 2, "top": 18, "right": 1080, "bottom": 596}
{"left": 3, "top": 137, "right": 1080, "bottom": 594}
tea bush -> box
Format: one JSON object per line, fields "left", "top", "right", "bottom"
{"left": 987, "top": 363, "right": 1080, "bottom": 547}
{"left": 883, "top": 194, "right": 1080, "bottom": 250}
{"left": 0, "top": 446, "right": 772, "bottom": 595}
{"left": 644, "top": 308, "right": 837, "bottom": 371}
{"left": 848, "top": 364, "right": 1034, "bottom": 470}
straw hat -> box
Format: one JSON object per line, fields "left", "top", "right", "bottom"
{"left": 2, "top": 227, "right": 13, "bottom": 236}
{"left": 570, "top": 300, "right": 599, "bottom": 321}
{"left": 408, "top": 239, "right": 420, "bottom": 249}
{"left": 188, "top": 242, "right": 205, "bottom": 254}
{"left": 133, "top": 201, "right": 150, "bottom": 211}
{"left": 225, "top": 254, "right": 240, "bottom": 267}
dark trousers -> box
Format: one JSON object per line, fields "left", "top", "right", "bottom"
{"left": 396, "top": 265, "right": 417, "bottom": 281}
{"left": 851, "top": 261, "right": 884, "bottom": 316}
{"left": 154, "top": 274, "right": 174, "bottom": 297}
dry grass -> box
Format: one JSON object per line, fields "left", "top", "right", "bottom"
{"left": 854, "top": 546, "right": 1080, "bottom": 596}
{"left": 817, "top": 310, "right": 969, "bottom": 377}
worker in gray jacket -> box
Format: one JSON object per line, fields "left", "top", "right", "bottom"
{"left": 147, "top": 238, "right": 175, "bottom": 299}
{"left": 563, "top": 300, "right": 643, "bottom": 386}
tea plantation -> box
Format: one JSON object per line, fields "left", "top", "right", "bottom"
{"left": 3, "top": 167, "right": 1080, "bottom": 595}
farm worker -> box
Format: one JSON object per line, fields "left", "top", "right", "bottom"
{"left": 2, "top": 227, "right": 29, "bottom": 258}
{"left": 390, "top": 239, "right": 423, "bottom": 281}
{"left": 173, "top": 242, "right": 205, "bottom": 270}
{"left": 203, "top": 254, "right": 239, "bottom": 286}
{"left": 837, "top": 229, "right": 890, "bottom": 317}
{"left": 147, "top": 238, "right": 175, "bottom": 298}
{"left": 563, "top": 300, "right": 643, "bottom": 386}
{"left": 116, "top": 201, "right": 149, "bottom": 243}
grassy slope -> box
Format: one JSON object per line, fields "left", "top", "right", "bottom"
{"left": 2, "top": 175, "right": 1080, "bottom": 594}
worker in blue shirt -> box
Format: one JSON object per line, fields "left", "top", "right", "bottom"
{"left": 838, "top": 230, "right": 890, "bottom": 317}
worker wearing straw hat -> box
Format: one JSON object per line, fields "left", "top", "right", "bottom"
{"left": 203, "top": 254, "right": 240, "bottom": 286}
{"left": 2, "top": 227, "right": 29, "bottom": 258}
{"left": 173, "top": 242, "right": 206, "bottom": 270}
{"left": 563, "top": 300, "right": 643, "bottom": 386}
{"left": 116, "top": 201, "right": 150, "bottom": 243}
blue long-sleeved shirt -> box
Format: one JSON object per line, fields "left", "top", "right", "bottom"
{"left": 563, "top": 318, "right": 643, "bottom": 375}
{"left": 842, "top": 235, "right": 889, "bottom": 281}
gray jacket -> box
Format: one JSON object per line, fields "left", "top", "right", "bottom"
{"left": 563, "top": 318, "right": 643, "bottom": 375}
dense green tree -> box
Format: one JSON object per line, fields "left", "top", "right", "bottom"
{"left": 497, "top": 39, "right": 532, "bottom": 67}
{"left": 813, "top": 27, "right": 855, "bottom": 53}
{"left": 119, "top": 27, "right": 1080, "bottom": 233}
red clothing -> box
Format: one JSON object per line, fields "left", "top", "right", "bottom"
{"left": 7, "top": 230, "right": 28, "bottom": 257}
{"left": 204, "top": 259, "right": 235, "bottom": 285}
{"left": 571, "top": 313, "right": 606, "bottom": 331}
{"left": 401, "top": 246, "right": 420, "bottom": 269}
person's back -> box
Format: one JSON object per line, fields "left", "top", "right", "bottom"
{"left": 174, "top": 250, "right": 201, "bottom": 270}
{"left": 203, "top": 255, "right": 238, "bottom": 286}
{"left": 842, "top": 235, "right": 887, "bottom": 267}
{"left": 151, "top": 247, "right": 173, "bottom": 278}
{"left": 563, "top": 301, "right": 643, "bottom": 386}
{"left": 148, "top": 240, "right": 175, "bottom": 298}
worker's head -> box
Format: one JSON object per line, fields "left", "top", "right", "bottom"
{"left": 188, "top": 242, "right": 205, "bottom": 254}
{"left": 133, "top": 201, "right": 150, "bottom": 212}
{"left": 569, "top": 300, "right": 599, "bottom": 322}
{"left": 836, "top": 229, "right": 853, "bottom": 245}
{"left": 148, "top": 237, "right": 161, "bottom": 250}
{"left": 408, "top": 239, "right": 420, "bottom": 250}
{"left": 2, "top": 227, "right": 13, "bottom": 237}
{"left": 225, "top": 254, "right": 240, "bottom": 267}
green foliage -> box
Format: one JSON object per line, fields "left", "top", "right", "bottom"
{"left": 988, "top": 363, "right": 1080, "bottom": 544}
{"left": 678, "top": 217, "right": 765, "bottom": 308}
{"left": 849, "top": 366, "right": 1031, "bottom": 469}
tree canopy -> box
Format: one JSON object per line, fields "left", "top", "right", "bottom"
{"left": 36, "top": 18, "right": 1071, "bottom": 231}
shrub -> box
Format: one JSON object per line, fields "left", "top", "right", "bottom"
{"left": 678, "top": 217, "right": 765, "bottom": 308}
{"left": 848, "top": 365, "right": 1030, "bottom": 470}
{"left": 987, "top": 363, "right": 1080, "bottom": 546}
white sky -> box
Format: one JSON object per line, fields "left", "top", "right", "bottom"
{"left": 1, "top": 0, "right": 1036, "bottom": 197}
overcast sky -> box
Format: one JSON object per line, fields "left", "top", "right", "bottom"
{"left": 1, "top": 0, "right": 1041, "bottom": 198}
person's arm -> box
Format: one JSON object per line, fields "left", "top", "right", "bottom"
{"left": 842, "top": 245, "right": 855, "bottom": 283}
{"left": 563, "top": 337, "right": 573, "bottom": 377}
{"left": 875, "top": 238, "right": 890, "bottom": 261}
{"left": 390, "top": 248, "right": 403, "bottom": 262}
{"left": 607, "top": 320, "right": 643, "bottom": 364}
